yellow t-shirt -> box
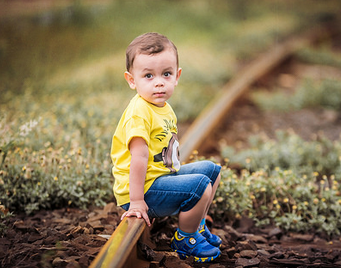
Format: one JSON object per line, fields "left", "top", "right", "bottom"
{"left": 111, "top": 94, "right": 180, "bottom": 206}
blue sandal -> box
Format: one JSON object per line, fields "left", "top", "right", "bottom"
{"left": 170, "top": 229, "right": 221, "bottom": 262}
{"left": 199, "top": 224, "right": 222, "bottom": 247}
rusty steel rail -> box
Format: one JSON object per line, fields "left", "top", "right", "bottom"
{"left": 90, "top": 18, "right": 338, "bottom": 268}
{"left": 179, "top": 19, "right": 337, "bottom": 162}
{"left": 89, "top": 217, "right": 150, "bottom": 268}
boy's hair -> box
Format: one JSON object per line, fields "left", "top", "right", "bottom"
{"left": 126, "top": 32, "right": 178, "bottom": 72}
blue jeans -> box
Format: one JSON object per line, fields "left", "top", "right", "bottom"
{"left": 121, "top": 160, "right": 221, "bottom": 218}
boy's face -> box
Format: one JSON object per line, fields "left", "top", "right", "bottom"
{"left": 124, "top": 48, "right": 182, "bottom": 107}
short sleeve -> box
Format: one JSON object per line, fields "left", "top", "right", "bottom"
{"left": 124, "top": 116, "right": 151, "bottom": 147}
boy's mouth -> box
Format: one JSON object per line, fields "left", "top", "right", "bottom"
{"left": 154, "top": 92, "right": 166, "bottom": 97}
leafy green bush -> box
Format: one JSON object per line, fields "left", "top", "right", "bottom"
{"left": 0, "top": 116, "right": 114, "bottom": 215}
{"left": 221, "top": 130, "right": 341, "bottom": 179}
{"left": 252, "top": 79, "right": 341, "bottom": 111}
{"left": 296, "top": 47, "right": 341, "bottom": 69}
{"left": 0, "top": 203, "right": 13, "bottom": 237}
{"left": 211, "top": 165, "right": 341, "bottom": 238}
{"left": 213, "top": 131, "right": 341, "bottom": 237}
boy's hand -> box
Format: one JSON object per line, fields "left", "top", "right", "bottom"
{"left": 121, "top": 200, "right": 151, "bottom": 226}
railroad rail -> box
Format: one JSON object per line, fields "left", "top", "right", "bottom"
{"left": 179, "top": 18, "right": 337, "bottom": 162}
{"left": 90, "top": 18, "right": 338, "bottom": 268}
{"left": 90, "top": 217, "right": 151, "bottom": 268}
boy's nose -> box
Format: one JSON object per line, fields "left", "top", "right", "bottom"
{"left": 154, "top": 78, "right": 165, "bottom": 87}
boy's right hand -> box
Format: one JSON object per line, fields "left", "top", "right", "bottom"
{"left": 125, "top": 137, "right": 151, "bottom": 226}
{"left": 121, "top": 200, "right": 151, "bottom": 227}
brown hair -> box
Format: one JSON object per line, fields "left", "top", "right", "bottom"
{"left": 126, "top": 32, "right": 178, "bottom": 72}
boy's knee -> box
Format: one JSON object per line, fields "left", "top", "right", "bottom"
{"left": 216, "top": 173, "right": 221, "bottom": 184}
{"left": 203, "top": 183, "right": 212, "bottom": 199}
{"left": 201, "top": 160, "right": 216, "bottom": 169}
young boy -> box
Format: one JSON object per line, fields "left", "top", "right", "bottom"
{"left": 111, "top": 32, "right": 222, "bottom": 263}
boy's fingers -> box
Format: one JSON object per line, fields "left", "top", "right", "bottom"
{"left": 127, "top": 211, "right": 140, "bottom": 218}
{"left": 142, "top": 213, "right": 151, "bottom": 226}
{"left": 121, "top": 211, "right": 133, "bottom": 220}
{"left": 121, "top": 210, "right": 145, "bottom": 220}
{"left": 121, "top": 208, "right": 151, "bottom": 226}
{"left": 121, "top": 211, "right": 128, "bottom": 220}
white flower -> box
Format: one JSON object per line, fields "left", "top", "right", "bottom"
{"left": 19, "top": 117, "right": 41, "bottom": 137}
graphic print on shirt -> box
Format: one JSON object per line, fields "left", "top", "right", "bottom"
{"left": 153, "top": 119, "right": 180, "bottom": 172}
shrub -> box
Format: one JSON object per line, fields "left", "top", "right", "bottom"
{"left": 0, "top": 116, "right": 114, "bottom": 215}
{"left": 296, "top": 47, "right": 341, "bottom": 69}
{"left": 211, "top": 164, "right": 341, "bottom": 238}
{"left": 251, "top": 79, "right": 341, "bottom": 112}
{"left": 213, "top": 131, "right": 341, "bottom": 237}
{"left": 0, "top": 203, "right": 13, "bottom": 237}
{"left": 221, "top": 130, "right": 341, "bottom": 179}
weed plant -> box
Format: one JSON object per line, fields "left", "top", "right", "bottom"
{"left": 0, "top": 202, "right": 13, "bottom": 237}
{"left": 212, "top": 165, "right": 341, "bottom": 238}
{"left": 216, "top": 130, "right": 341, "bottom": 238}
{"left": 0, "top": 115, "right": 114, "bottom": 215}
{"left": 297, "top": 47, "right": 341, "bottom": 69}
{"left": 221, "top": 130, "right": 341, "bottom": 179}
{"left": 252, "top": 78, "right": 341, "bottom": 112}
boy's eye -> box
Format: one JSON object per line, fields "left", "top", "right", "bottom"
{"left": 164, "top": 72, "right": 171, "bottom": 77}
{"left": 145, "top": 74, "right": 153, "bottom": 78}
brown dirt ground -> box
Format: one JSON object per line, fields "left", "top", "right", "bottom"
{"left": 2, "top": 202, "right": 341, "bottom": 268}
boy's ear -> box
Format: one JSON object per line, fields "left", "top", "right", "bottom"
{"left": 175, "top": 68, "right": 182, "bottom": 86}
{"left": 124, "top": 71, "right": 136, "bottom": 89}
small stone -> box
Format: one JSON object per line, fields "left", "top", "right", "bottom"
{"left": 235, "top": 257, "right": 261, "bottom": 267}
{"left": 240, "top": 250, "right": 258, "bottom": 258}
{"left": 78, "top": 255, "right": 89, "bottom": 267}
{"left": 244, "top": 234, "right": 268, "bottom": 243}
{"left": 268, "top": 227, "right": 282, "bottom": 238}
{"left": 269, "top": 252, "right": 285, "bottom": 259}
{"left": 234, "top": 253, "right": 241, "bottom": 258}
{"left": 149, "top": 261, "right": 159, "bottom": 268}
{"left": 52, "top": 257, "right": 65, "bottom": 267}
{"left": 164, "top": 256, "right": 192, "bottom": 268}
{"left": 257, "top": 249, "right": 270, "bottom": 256}
{"left": 289, "top": 233, "right": 314, "bottom": 242}
{"left": 226, "top": 247, "right": 238, "bottom": 258}
{"left": 208, "top": 264, "right": 226, "bottom": 268}
{"left": 103, "top": 202, "right": 117, "bottom": 214}
{"left": 236, "top": 240, "right": 257, "bottom": 251}
{"left": 224, "top": 225, "right": 243, "bottom": 240}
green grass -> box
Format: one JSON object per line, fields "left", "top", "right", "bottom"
{"left": 297, "top": 46, "right": 341, "bottom": 69}
{"left": 252, "top": 79, "right": 341, "bottom": 112}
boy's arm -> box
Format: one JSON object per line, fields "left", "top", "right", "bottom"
{"left": 120, "top": 137, "right": 151, "bottom": 226}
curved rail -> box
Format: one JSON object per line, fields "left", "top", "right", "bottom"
{"left": 89, "top": 217, "right": 150, "bottom": 268}
{"left": 90, "top": 18, "right": 338, "bottom": 268}
{"left": 179, "top": 19, "right": 336, "bottom": 162}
